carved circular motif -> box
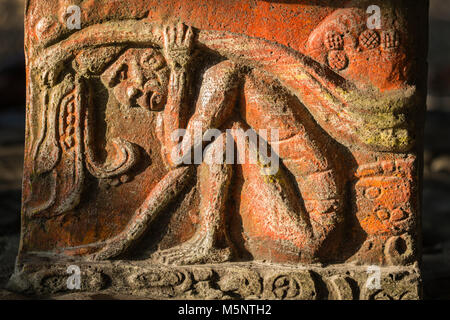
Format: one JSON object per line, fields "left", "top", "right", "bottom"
{"left": 359, "top": 30, "right": 380, "bottom": 50}
{"left": 364, "top": 186, "right": 382, "bottom": 200}
{"left": 264, "top": 272, "right": 317, "bottom": 300}
{"left": 375, "top": 208, "right": 390, "bottom": 221}
{"left": 384, "top": 234, "right": 414, "bottom": 265}
{"left": 273, "top": 276, "right": 299, "bottom": 299}
{"left": 324, "top": 31, "right": 344, "bottom": 50}
{"left": 327, "top": 50, "right": 348, "bottom": 71}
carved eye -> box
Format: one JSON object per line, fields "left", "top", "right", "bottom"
{"left": 141, "top": 51, "right": 156, "bottom": 66}
{"left": 141, "top": 51, "right": 165, "bottom": 70}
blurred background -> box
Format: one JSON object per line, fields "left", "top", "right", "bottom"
{"left": 0, "top": 0, "right": 25, "bottom": 290}
{"left": 0, "top": 0, "right": 449, "bottom": 299}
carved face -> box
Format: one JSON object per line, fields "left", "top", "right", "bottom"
{"left": 101, "top": 48, "right": 170, "bottom": 111}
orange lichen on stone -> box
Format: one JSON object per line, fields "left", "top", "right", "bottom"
{"left": 11, "top": 0, "right": 427, "bottom": 300}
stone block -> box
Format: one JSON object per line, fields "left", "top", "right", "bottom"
{"left": 10, "top": 0, "right": 428, "bottom": 299}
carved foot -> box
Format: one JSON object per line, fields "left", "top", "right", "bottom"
{"left": 152, "top": 232, "right": 232, "bottom": 265}
{"left": 82, "top": 239, "right": 126, "bottom": 261}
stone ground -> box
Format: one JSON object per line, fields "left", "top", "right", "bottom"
{"left": 0, "top": 0, "right": 450, "bottom": 300}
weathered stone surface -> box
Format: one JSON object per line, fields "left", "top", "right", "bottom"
{"left": 8, "top": 260, "right": 421, "bottom": 300}
{"left": 11, "top": 0, "right": 428, "bottom": 299}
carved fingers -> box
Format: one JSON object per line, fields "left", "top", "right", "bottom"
{"left": 163, "top": 22, "right": 195, "bottom": 70}
{"left": 163, "top": 22, "right": 194, "bottom": 52}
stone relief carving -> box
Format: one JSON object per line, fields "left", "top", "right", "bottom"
{"left": 9, "top": 262, "right": 420, "bottom": 300}
{"left": 14, "top": 1, "right": 426, "bottom": 299}
{"left": 23, "top": 10, "right": 418, "bottom": 262}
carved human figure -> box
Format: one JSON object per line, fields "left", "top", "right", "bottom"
{"left": 82, "top": 23, "right": 344, "bottom": 265}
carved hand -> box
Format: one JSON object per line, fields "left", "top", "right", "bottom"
{"left": 162, "top": 22, "right": 195, "bottom": 71}
{"left": 159, "top": 23, "right": 195, "bottom": 168}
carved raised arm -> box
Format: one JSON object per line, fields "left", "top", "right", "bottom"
{"left": 157, "top": 23, "right": 195, "bottom": 168}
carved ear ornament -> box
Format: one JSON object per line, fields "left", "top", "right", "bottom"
{"left": 26, "top": 72, "right": 140, "bottom": 218}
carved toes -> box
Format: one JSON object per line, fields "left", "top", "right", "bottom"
{"left": 151, "top": 235, "right": 232, "bottom": 266}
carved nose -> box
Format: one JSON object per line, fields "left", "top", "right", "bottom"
{"left": 133, "top": 75, "right": 144, "bottom": 88}
{"left": 127, "top": 86, "right": 140, "bottom": 100}
{"left": 129, "top": 59, "right": 144, "bottom": 88}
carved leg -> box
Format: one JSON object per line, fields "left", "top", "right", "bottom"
{"left": 232, "top": 123, "right": 319, "bottom": 262}
{"left": 242, "top": 68, "right": 344, "bottom": 261}
{"left": 273, "top": 132, "right": 345, "bottom": 261}
{"left": 153, "top": 134, "right": 234, "bottom": 265}
{"left": 79, "top": 166, "right": 195, "bottom": 261}
{"left": 232, "top": 118, "right": 344, "bottom": 262}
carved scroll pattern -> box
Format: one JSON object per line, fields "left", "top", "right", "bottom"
{"left": 25, "top": 71, "right": 139, "bottom": 218}
{"left": 18, "top": 263, "right": 419, "bottom": 300}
